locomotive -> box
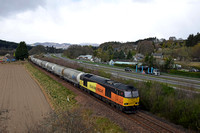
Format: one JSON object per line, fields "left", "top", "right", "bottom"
{"left": 30, "top": 56, "right": 139, "bottom": 113}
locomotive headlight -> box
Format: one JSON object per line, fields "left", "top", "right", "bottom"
{"left": 124, "top": 103, "right": 128, "bottom": 105}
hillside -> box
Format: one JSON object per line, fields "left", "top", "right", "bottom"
{"left": 0, "top": 39, "right": 32, "bottom": 50}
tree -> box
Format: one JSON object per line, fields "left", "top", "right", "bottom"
{"left": 186, "top": 33, "right": 200, "bottom": 47}
{"left": 127, "top": 50, "right": 132, "bottom": 59}
{"left": 144, "top": 55, "right": 156, "bottom": 67}
{"left": 164, "top": 57, "right": 174, "bottom": 70}
{"left": 29, "top": 45, "right": 46, "bottom": 55}
{"left": 113, "top": 51, "right": 119, "bottom": 59}
{"left": 137, "top": 40, "right": 154, "bottom": 55}
{"left": 15, "top": 41, "right": 29, "bottom": 60}
{"left": 118, "top": 50, "right": 125, "bottom": 59}
{"left": 191, "top": 43, "right": 200, "bottom": 61}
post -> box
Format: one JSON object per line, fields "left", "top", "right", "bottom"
{"left": 141, "top": 66, "right": 143, "bottom": 73}
{"left": 136, "top": 65, "right": 137, "bottom": 73}
{"left": 151, "top": 67, "right": 153, "bottom": 74}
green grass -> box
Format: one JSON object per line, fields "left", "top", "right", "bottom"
{"left": 24, "top": 63, "right": 76, "bottom": 111}
{"left": 169, "top": 69, "right": 200, "bottom": 78}
{"left": 95, "top": 117, "right": 124, "bottom": 133}
{"left": 51, "top": 54, "right": 59, "bottom": 59}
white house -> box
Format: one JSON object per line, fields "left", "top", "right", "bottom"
{"left": 77, "top": 55, "right": 93, "bottom": 62}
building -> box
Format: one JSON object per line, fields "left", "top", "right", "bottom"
{"left": 77, "top": 55, "right": 93, "bottom": 62}
{"left": 169, "top": 36, "right": 177, "bottom": 41}
{"left": 152, "top": 53, "right": 163, "bottom": 59}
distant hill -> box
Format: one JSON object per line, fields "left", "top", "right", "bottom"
{"left": 33, "top": 42, "right": 71, "bottom": 49}
{"left": 33, "top": 42, "right": 99, "bottom": 49}
{"left": 0, "top": 39, "right": 32, "bottom": 50}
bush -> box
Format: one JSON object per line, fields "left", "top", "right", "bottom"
{"left": 114, "top": 63, "right": 136, "bottom": 68}
{"left": 169, "top": 69, "right": 200, "bottom": 78}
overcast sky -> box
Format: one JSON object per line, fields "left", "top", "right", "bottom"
{"left": 0, "top": 0, "right": 200, "bottom": 44}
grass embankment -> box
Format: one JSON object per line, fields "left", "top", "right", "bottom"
{"left": 25, "top": 62, "right": 124, "bottom": 133}
{"left": 169, "top": 69, "right": 200, "bottom": 78}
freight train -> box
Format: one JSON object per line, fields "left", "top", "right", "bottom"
{"left": 30, "top": 56, "right": 139, "bottom": 113}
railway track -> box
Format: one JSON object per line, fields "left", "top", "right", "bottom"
{"left": 30, "top": 61, "right": 184, "bottom": 133}
{"left": 128, "top": 112, "right": 179, "bottom": 133}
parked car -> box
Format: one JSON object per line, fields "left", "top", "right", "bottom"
{"left": 125, "top": 67, "right": 132, "bottom": 72}
{"left": 189, "top": 68, "right": 199, "bottom": 72}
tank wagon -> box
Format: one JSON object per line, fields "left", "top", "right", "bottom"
{"left": 63, "top": 68, "right": 84, "bottom": 85}
{"left": 29, "top": 56, "right": 139, "bottom": 113}
{"left": 46, "top": 62, "right": 57, "bottom": 72}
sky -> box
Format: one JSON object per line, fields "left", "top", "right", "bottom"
{"left": 0, "top": 0, "right": 200, "bottom": 44}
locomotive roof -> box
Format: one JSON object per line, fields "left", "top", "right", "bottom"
{"left": 82, "top": 74, "right": 137, "bottom": 91}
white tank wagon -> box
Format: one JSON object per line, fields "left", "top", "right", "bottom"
{"left": 31, "top": 57, "right": 36, "bottom": 63}
{"left": 63, "top": 68, "right": 85, "bottom": 85}
{"left": 35, "top": 59, "right": 43, "bottom": 66}
{"left": 46, "top": 62, "right": 57, "bottom": 72}
{"left": 41, "top": 61, "right": 49, "bottom": 69}
{"left": 53, "top": 65, "right": 66, "bottom": 77}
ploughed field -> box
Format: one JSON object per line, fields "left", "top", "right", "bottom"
{"left": 0, "top": 64, "right": 51, "bottom": 132}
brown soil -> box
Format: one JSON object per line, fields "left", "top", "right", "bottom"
{"left": 0, "top": 64, "right": 51, "bottom": 133}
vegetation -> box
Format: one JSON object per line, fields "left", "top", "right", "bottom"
{"left": 25, "top": 63, "right": 76, "bottom": 110}
{"left": 137, "top": 40, "right": 154, "bottom": 55}
{"left": 15, "top": 41, "right": 29, "bottom": 60}
{"left": 0, "top": 109, "right": 8, "bottom": 132}
{"left": 29, "top": 45, "right": 46, "bottom": 55}
{"left": 186, "top": 33, "right": 200, "bottom": 47}
{"left": 113, "top": 78, "right": 200, "bottom": 131}
{"left": 63, "top": 45, "right": 94, "bottom": 59}
{"left": 169, "top": 69, "right": 200, "bottom": 78}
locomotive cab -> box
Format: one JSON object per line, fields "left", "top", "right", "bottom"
{"left": 122, "top": 86, "right": 140, "bottom": 113}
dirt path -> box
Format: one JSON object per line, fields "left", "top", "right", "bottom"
{"left": 0, "top": 64, "right": 51, "bottom": 133}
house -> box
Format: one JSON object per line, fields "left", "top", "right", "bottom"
{"left": 93, "top": 57, "right": 101, "bottom": 63}
{"left": 77, "top": 55, "right": 93, "bottom": 62}
{"left": 109, "top": 60, "right": 114, "bottom": 66}
{"left": 133, "top": 53, "right": 144, "bottom": 61}
{"left": 152, "top": 53, "right": 163, "bottom": 59}
{"left": 169, "top": 36, "right": 177, "bottom": 41}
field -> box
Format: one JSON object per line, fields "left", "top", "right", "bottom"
{"left": 0, "top": 63, "right": 51, "bottom": 132}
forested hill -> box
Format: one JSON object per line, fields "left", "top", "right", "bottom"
{"left": 99, "top": 37, "right": 157, "bottom": 51}
{"left": 0, "top": 39, "right": 32, "bottom": 50}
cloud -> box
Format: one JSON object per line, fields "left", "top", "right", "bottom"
{"left": 0, "top": 0, "right": 45, "bottom": 17}
{"left": 0, "top": 0, "right": 200, "bottom": 44}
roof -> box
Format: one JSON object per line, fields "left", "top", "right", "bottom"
{"left": 152, "top": 53, "right": 163, "bottom": 56}
{"left": 82, "top": 74, "right": 136, "bottom": 91}
{"left": 78, "top": 55, "right": 92, "bottom": 59}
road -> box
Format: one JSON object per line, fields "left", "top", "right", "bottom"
{"left": 0, "top": 64, "right": 51, "bottom": 132}
{"left": 49, "top": 54, "right": 200, "bottom": 90}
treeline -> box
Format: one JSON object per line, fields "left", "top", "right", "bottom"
{"left": 0, "top": 39, "right": 32, "bottom": 50}
{"left": 63, "top": 45, "right": 94, "bottom": 59}
{"left": 186, "top": 33, "right": 200, "bottom": 47}
{"left": 29, "top": 45, "right": 63, "bottom": 55}
{"left": 0, "top": 39, "right": 32, "bottom": 56}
